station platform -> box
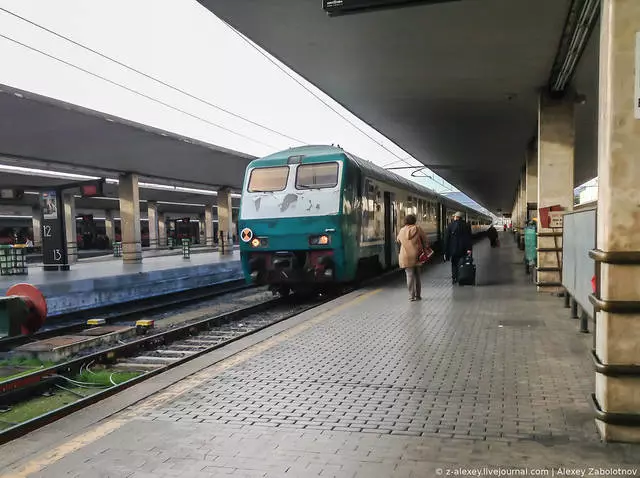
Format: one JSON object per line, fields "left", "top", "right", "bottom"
{"left": 0, "top": 251, "right": 242, "bottom": 317}
{"left": 1, "top": 235, "right": 638, "bottom": 477}
{"left": 25, "top": 244, "right": 239, "bottom": 265}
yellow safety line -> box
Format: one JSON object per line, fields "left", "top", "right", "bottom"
{"left": 1, "top": 288, "right": 381, "bottom": 478}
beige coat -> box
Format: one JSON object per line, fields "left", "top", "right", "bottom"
{"left": 397, "top": 224, "right": 428, "bottom": 269}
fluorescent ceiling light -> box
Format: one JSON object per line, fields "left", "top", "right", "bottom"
{"left": 2, "top": 166, "right": 240, "bottom": 198}
{"left": 158, "top": 201, "right": 206, "bottom": 207}
{"left": 0, "top": 215, "right": 32, "bottom": 219}
{"left": 139, "top": 182, "right": 219, "bottom": 196}
{"left": 0, "top": 164, "right": 98, "bottom": 181}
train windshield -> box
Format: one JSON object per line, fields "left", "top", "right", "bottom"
{"left": 295, "top": 162, "right": 339, "bottom": 189}
{"left": 247, "top": 166, "right": 289, "bottom": 192}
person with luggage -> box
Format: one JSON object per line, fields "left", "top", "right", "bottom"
{"left": 397, "top": 214, "right": 430, "bottom": 301}
{"left": 444, "top": 212, "right": 473, "bottom": 284}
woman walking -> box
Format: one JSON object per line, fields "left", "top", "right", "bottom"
{"left": 397, "top": 214, "right": 430, "bottom": 301}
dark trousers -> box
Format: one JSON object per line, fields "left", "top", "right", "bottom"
{"left": 451, "top": 255, "right": 462, "bottom": 281}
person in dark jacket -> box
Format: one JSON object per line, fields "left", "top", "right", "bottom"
{"left": 444, "top": 211, "right": 473, "bottom": 283}
{"left": 486, "top": 225, "right": 499, "bottom": 247}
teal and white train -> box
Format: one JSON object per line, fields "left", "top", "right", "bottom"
{"left": 239, "top": 145, "right": 491, "bottom": 294}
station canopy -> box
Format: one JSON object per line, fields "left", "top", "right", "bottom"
{"left": 198, "top": 0, "right": 600, "bottom": 212}
{"left": 0, "top": 83, "right": 254, "bottom": 192}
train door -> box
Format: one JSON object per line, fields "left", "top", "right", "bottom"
{"left": 383, "top": 191, "right": 397, "bottom": 269}
{"left": 437, "top": 202, "right": 444, "bottom": 244}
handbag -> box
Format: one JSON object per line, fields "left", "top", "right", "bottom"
{"left": 417, "top": 235, "right": 434, "bottom": 264}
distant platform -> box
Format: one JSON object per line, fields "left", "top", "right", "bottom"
{"left": 0, "top": 251, "right": 242, "bottom": 316}
{"left": 25, "top": 244, "right": 239, "bottom": 264}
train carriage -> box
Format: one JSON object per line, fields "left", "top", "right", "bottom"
{"left": 239, "top": 145, "right": 491, "bottom": 294}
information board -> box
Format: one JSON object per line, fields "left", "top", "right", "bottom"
{"left": 322, "top": 0, "right": 459, "bottom": 15}
{"left": 40, "top": 190, "right": 69, "bottom": 271}
{"left": 549, "top": 211, "right": 564, "bottom": 228}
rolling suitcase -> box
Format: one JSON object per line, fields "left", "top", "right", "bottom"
{"left": 457, "top": 254, "right": 476, "bottom": 286}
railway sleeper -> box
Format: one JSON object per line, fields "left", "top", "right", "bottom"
{"left": 154, "top": 349, "right": 197, "bottom": 357}
{"left": 125, "top": 356, "right": 180, "bottom": 365}
{"left": 164, "top": 343, "right": 212, "bottom": 351}
{"left": 181, "top": 339, "right": 225, "bottom": 345}
{"left": 114, "top": 362, "right": 163, "bottom": 371}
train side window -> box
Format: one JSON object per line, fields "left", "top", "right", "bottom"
{"left": 248, "top": 167, "right": 289, "bottom": 192}
{"left": 296, "top": 162, "right": 339, "bottom": 189}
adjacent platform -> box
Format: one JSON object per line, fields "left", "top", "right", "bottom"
{"left": 0, "top": 251, "right": 242, "bottom": 317}
{"left": 0, "top": 236, "right": 638, "bottom": 477}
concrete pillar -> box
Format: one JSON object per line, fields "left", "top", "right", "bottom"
{"left": 147, "top": 201, "right": 159, "bottom": 249}
{"left": 217, "top": 188, "right": 233, "bottom": 255}
{"left": 204, "top": 205, "right": 214, "bottom": 247}
{"left": 118, "top": 173, "right": 142, "bottom": 263}
{"left": 104, "top": 210, "right": 116, "bottom": 245}
{"left": 198, "top": 214, "right": 205, "bottom": 245}
{"left": 63, "top": 193, "right": 77, "bottom": 264}
{"left": 158, "top": 213, "right": 166, "bottom": 247}
{"left": 536, "top": 93, "right": 575, "bottom": 292}
{"left": 526, "top": 147, "right": 538, "bottom": 221}
{"left": 31, "top": 206, "right": 42, "bottom": 248}
{"left": 593, "top": 0, "right": 640, "bottom": 443}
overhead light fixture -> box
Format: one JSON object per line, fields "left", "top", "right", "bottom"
{"left": 0, "top": 165, "right": 240, "bottom": 198}
{"left": 550, "top": 0, "right": 599, "bottom": 92}
{"left": 0, "top": 164, "right": 99, "bottom": 181}
{"left": 157, "top": 201, "right": 206, "bottom": 207}
{"left": 323, "top": 0, "right": 462, "bottom": 16}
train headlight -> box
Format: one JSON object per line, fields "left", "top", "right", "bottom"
{"left": 309, "top": 235, "right": 330, "bottom": 246}
{"left": 250, "top": 237, "right": 268, "bottom": 248}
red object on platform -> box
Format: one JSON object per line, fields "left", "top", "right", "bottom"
{"left": 5, "top": 283, "right": 47, "bottom": 335}
{"left": 591, "top": 275, "right": 596, "bottom": 294}
{"left": 538, "top": 205, "right": 564, "bottom": 228}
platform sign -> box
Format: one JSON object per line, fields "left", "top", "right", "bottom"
{"left": 323, "top": 0, "right": 460, "bottom": 16}
{"left": 635, "top": 32, "right": 640, "bottom": 120}
{"left": 0, "top": 189, "right": 24, "bottom": 199}
{"left": 40, "top": 190, "right": 69, "bottom": 271}
{"left": 549, "top": 211, "right": 564, "bottom": 228}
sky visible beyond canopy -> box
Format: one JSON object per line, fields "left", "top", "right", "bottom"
{"left": 0, "top": 0, "right": 492, "bottom": 213}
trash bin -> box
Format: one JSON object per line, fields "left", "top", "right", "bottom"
{"left": 168, "top": 237, "right": 174, "bottom": 250}
{"left": 113, "top": 242, "right": 122, "bottom": 258}
{"left": 524, "top": 225, "right": 537, "bottom": 275}
{"left": 0, "top": 245, "right": 28, "bottom": 276}
{"left": 182, "top": 238, "right": 191, "bottom": 259}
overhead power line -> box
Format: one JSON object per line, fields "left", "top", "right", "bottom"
{"left": 0, "top": 33, "right": 280, "bottom": 149}
{"left": 220, "top": 18, "right": 417, "bottom": 170}
{"left": 0, "top": 7, "right": 305, "bottom": 146}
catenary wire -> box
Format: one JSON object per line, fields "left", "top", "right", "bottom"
{"left": 220, "top": 18, "right": 421, "bottom": 171}
{"left": 0, "top": 7, "right": 306, "bottom": 146}
{"left": 0, "top": 32, "right": 278, "bottom": 149}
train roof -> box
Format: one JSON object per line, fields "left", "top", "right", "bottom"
{"left": 252, "top": 145, "right": 490, "bottom": 220}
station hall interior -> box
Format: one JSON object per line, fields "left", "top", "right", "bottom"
{"left": 0, "top": 0, "right": 639, "bottom": 475}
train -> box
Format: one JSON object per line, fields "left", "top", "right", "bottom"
{"left": 238, "top": 145, "right": 492, "bottom": 295}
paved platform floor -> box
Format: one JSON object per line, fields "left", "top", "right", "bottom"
{"left": 1, "top": 234, "right": 638, "bottom": 477}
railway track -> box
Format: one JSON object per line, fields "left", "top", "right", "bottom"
{"left": 0, "top": 293, "right": 330, "bottom": 445}
{"left": 0, "top": 279, "right": 252, "bottom": 351}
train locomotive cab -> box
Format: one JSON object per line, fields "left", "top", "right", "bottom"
{"left": 239, "top": 148, "right": 346, "bottom": 295}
